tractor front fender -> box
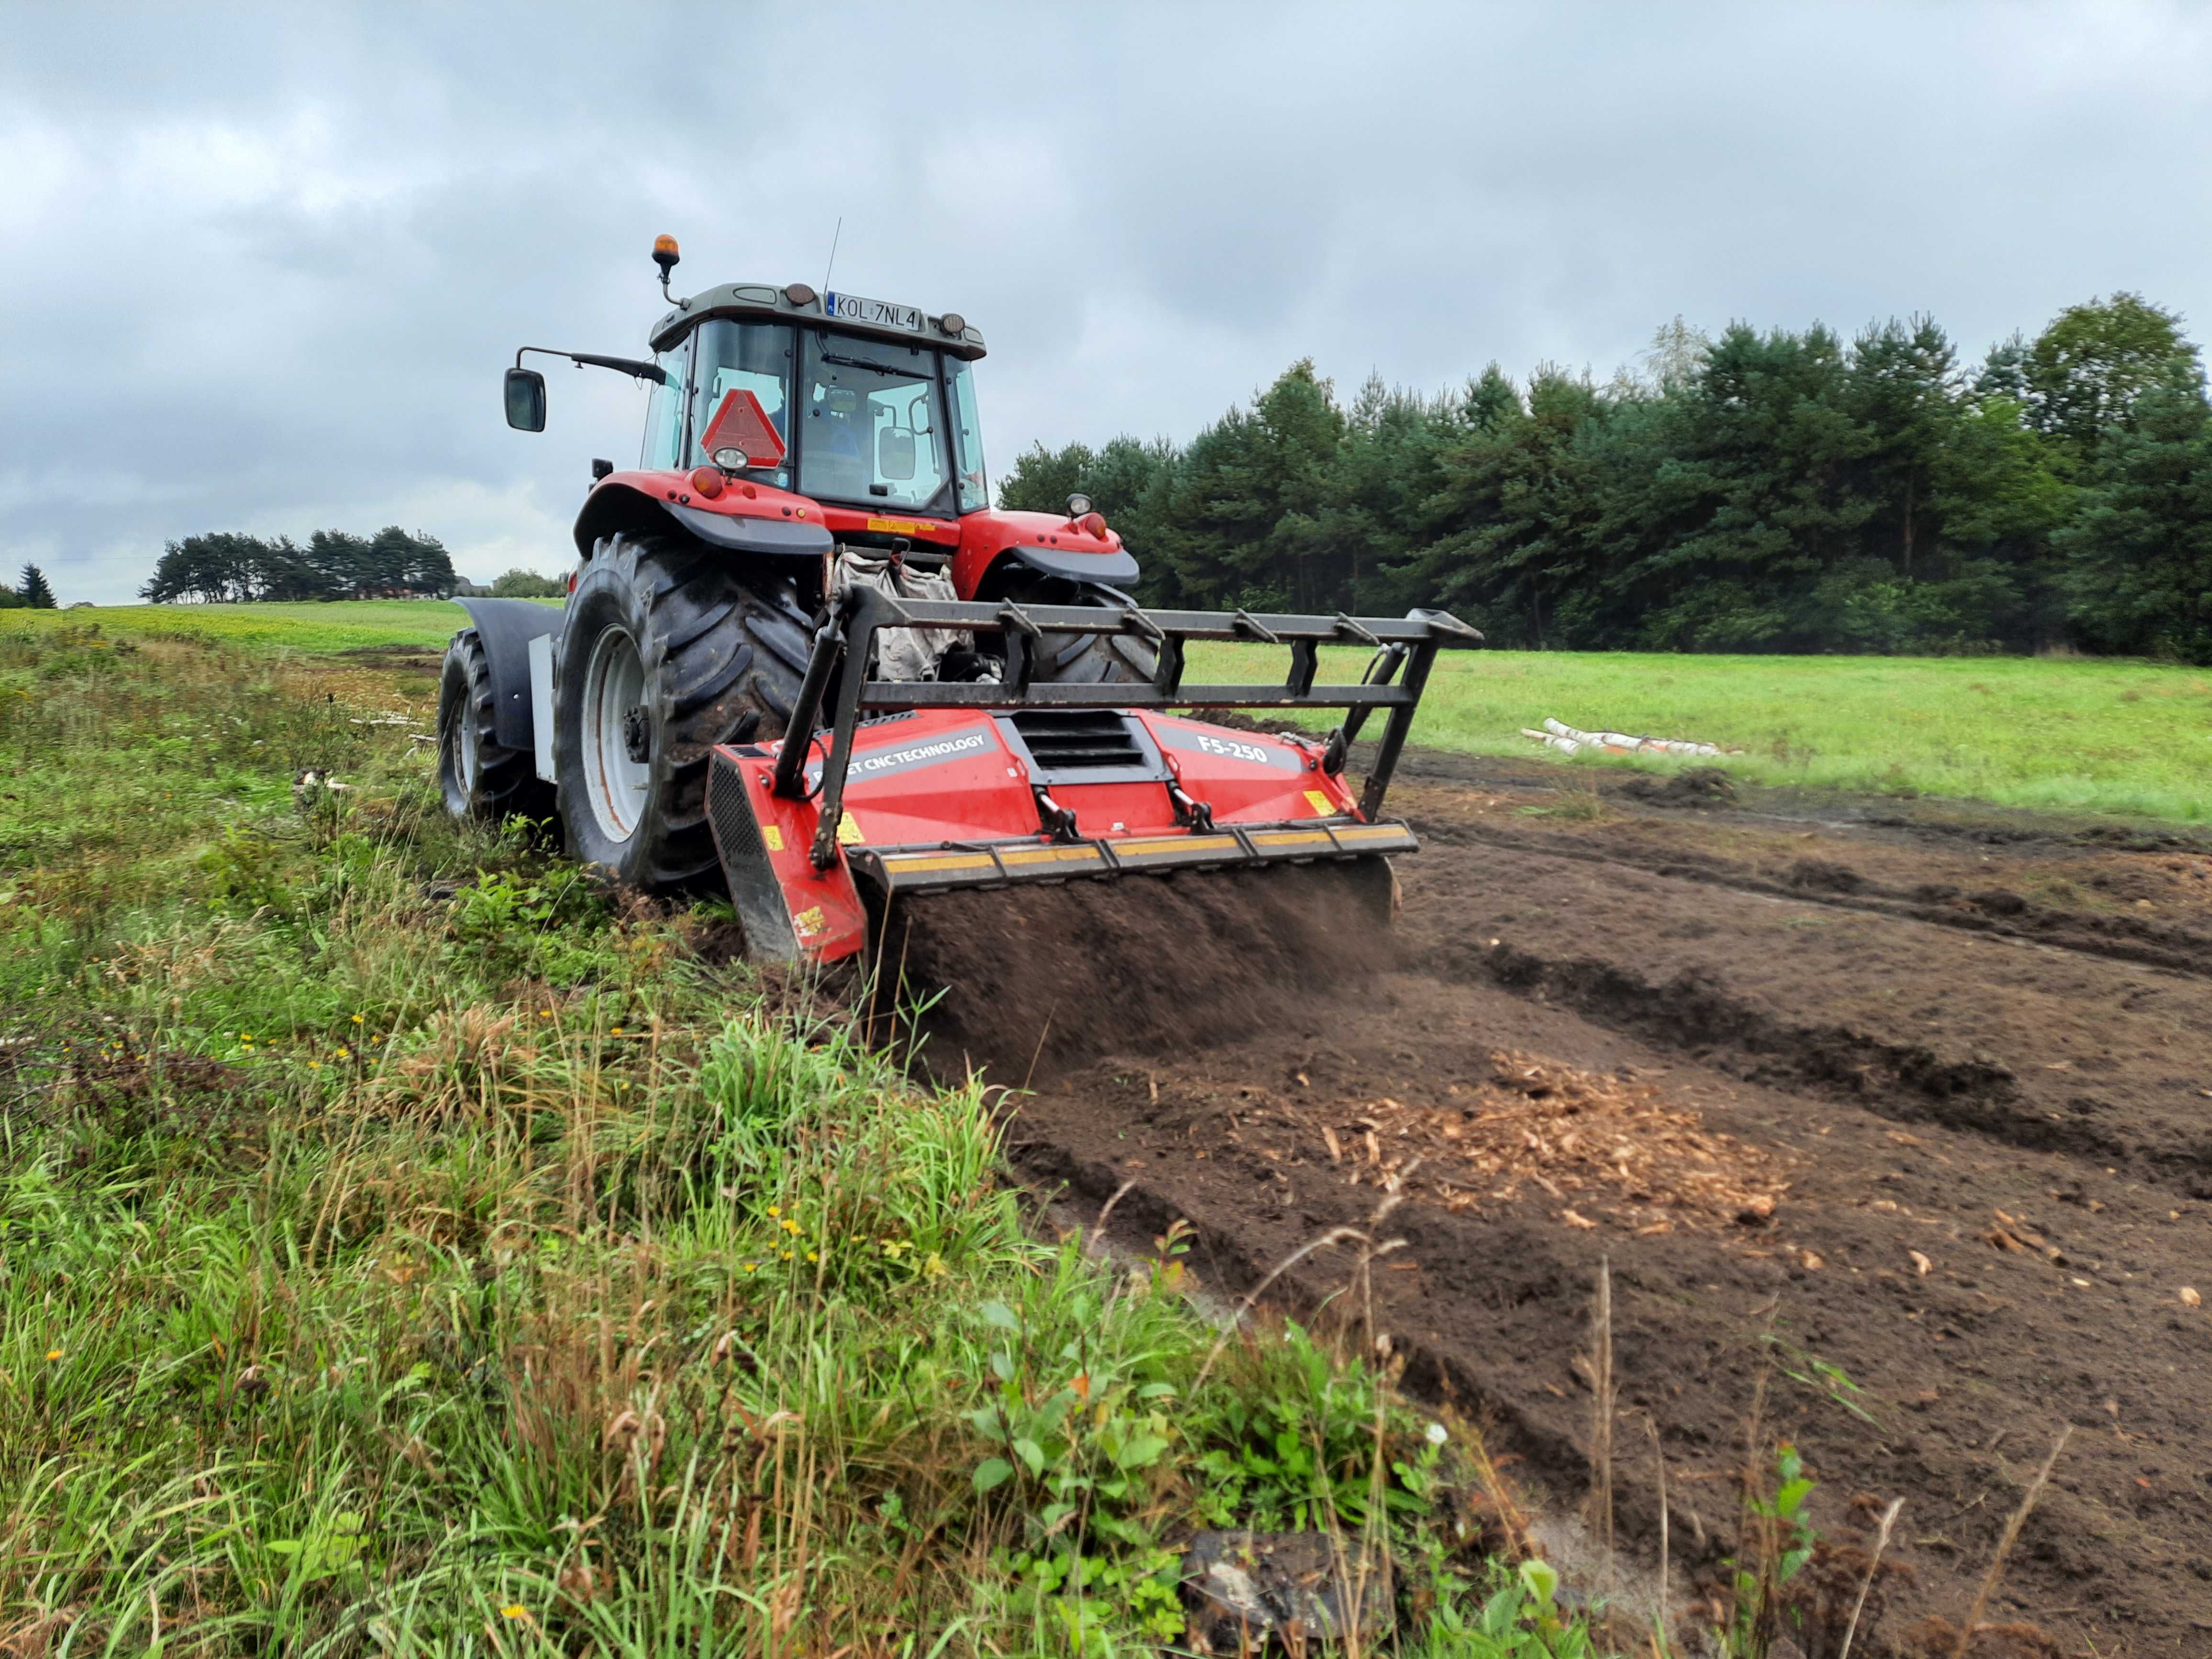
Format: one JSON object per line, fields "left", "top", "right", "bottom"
{"left": 989, "top": 542, "right": 1140, "bottom": 589}
{"left": 453, "top": 597, "right": 561, "bottom": 751}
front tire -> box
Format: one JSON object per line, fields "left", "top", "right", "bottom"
{"left": 438, "top": 629, "right": 551, "bottom": 823}
{"left": 994, "top": 576, "right": 1157, "bottom": 685}
{"left": 554, "top": 531, "right": 810, "bottom": 889}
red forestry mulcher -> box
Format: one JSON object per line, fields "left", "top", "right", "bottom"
{"left": 439, "top": 237, "right": 1479, "bottom": 983}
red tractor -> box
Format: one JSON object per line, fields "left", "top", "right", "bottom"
{"left": 440, "top": 237, "right": 1476, "bottom": 965}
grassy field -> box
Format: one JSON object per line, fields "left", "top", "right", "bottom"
{"left": 0, "top": 599, "right": 546, "bottom": 655}
{"left": 16, "top": 606, "right": 2207, "bottom": 821}
{"left": 0, "top": 620, "right": 1598, "bottom": 1654}
{"left": 1194, "top": 642, "right": 2212, "bottom": 822}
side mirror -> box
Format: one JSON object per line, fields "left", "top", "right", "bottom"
{"left": 877, "top": 425, "right": 917, "bottom": 481}
{"left": 505, "top": 367, "right": 547, "bottom": 432}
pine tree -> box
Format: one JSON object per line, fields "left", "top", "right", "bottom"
{"left": 2055, "top": 365, "right": 2212, "bottom": 662}
{"left": 19, "top": 564, "right": 56, "bottom": 608}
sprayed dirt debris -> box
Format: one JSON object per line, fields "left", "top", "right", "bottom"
{"left": 1333, "top": 1050, "right": 1792, "bottom": 1236}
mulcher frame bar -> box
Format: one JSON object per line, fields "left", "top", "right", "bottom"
{"left": 770, "top": 587, "right": 1481, "bottom": 870}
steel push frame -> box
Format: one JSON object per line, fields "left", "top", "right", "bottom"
{"left": 768, "top": 587, "right": 1483, "bottom": 871}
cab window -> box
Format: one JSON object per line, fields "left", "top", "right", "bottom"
{"left": 689, "top": 319, "right": 796, "bottom": 489}
{"left": 639, "top": 338, "right": 691, "bottom": 470}
{"left": 950, "top": 359, "right": 987, "bottom": 512}
{"left": 796, "top": 332, "right": 951, "bottom": 513}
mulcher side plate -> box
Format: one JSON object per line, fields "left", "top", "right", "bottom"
{"left": 704, "top": 708, "right": 1416, "bottom": 964}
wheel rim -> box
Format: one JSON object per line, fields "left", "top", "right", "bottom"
{"left": 581, "top": 625, "right": 650, "bottom": 842}
{"left": 455, "top": 697, "right": 478, "bottom": 795}
{"left": 441, "top": 678, "right": 478, "bottom": 809}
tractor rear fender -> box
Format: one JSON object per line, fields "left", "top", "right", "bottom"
{"left": 451, "top": 597, "right": 561, "bottom": 752}
{"left": 572, "top": 474, "right": 833, "bottom": 562}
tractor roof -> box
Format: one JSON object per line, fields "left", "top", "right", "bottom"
{"left": 651, "top": 283, "right": 986, "bottom": 361}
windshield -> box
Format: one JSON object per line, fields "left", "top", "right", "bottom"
{"left": 796, "top": 332, "right": 952, "bottom": 514}
{"left": 689, "top": 319, "right": 796, "bottom": 488}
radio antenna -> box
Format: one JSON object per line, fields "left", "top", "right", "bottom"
{"left": 822, "top": 217, "right": 843, "bottom": 299}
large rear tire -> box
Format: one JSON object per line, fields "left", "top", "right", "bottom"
{"left": 555, "top": 531, "right": 812, "bottom": 890}
{"left": 438, "top": 629, "right": 552, "bottom": 824}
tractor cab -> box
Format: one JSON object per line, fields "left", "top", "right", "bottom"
{"left": 638, "top": 282, "right": 991, "bottom": 530}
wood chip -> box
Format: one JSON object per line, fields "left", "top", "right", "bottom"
{"left": 1322, "top": 1125, "right": 1342, "bottom": 1164}
{"left": 2182, "top": 1287, "right": 2201, "bottom": 1307}
{"left": 1327, "top": 1049, "right": 1788, "bottom": 1235}
{"left": 1561, "top": 1209, "right": 1597, "bottom": 1229}
{"left": 1909, "top": 1250, "right": 1934, "bottom": 1277}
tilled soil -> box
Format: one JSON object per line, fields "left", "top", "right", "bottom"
{"left": 956, "top": 753, "right": 2212, "bottom": 1656}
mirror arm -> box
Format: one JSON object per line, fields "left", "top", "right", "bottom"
{"left": 513, "top": 346, "right": 667, "bottom": 386}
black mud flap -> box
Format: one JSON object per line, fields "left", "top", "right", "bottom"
{"left": 453, "top": 597, "right": 561, "bottom": 752}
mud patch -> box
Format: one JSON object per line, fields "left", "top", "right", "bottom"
{"left": 993, "top": 753, "right": 2212, "bottom": 1651}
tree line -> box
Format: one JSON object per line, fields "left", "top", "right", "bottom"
{"left": 1001, "top": 293, "right": 2212, "bottom": 660}
{"left": 142, "top": 528, "right": 459, "bottom": 604}
{"left": 0, "top": 564, "right": 58, "bottom": 609}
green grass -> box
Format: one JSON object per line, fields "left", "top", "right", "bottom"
{"left": 1193, "top": 642, "right": 2212, "bottom": 822}
{"left": 0, "top": 620, "right": 1596, "bottom": 1654}
{"left": 0, "top": 599, "right": 551, "bottom": 655}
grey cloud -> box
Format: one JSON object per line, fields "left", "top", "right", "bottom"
{"left": 3, "top": 1, "right": 2208, "bottom": 601}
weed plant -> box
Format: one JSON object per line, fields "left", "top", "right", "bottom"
{"left": 0, "top": 625, "right": 1609, "bottom": 1651}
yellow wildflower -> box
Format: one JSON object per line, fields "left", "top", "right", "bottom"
{"left": 46, "top": 1349, "right": 62, "bottom": 1361}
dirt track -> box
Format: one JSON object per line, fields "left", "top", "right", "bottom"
{"left": 947, "top": 751, "right": 2212, "bottom": 1655}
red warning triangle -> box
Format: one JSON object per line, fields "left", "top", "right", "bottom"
{"left": 699, "top": 388, "right": 787, "bottom": 470}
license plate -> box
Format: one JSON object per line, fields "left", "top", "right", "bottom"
{"left": 825, "top": 291, "right": 925, "bottom": 332}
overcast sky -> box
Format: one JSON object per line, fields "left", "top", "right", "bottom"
{"left": 4, "top": 1, "right": 2208, "bottom": 602}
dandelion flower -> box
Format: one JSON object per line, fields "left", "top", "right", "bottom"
{"left": 336, "top": 1047, "right": 350, "bottom": 1059}
{"left": 806, "top": 1250, "right": 818, "bottom": 1262}
{"left": 499, "top": 1604, "right": 530, "bottom": 1621}
{"left": 766, "top": 1205, "right": 781, "bottom": 1217}
{"left": 612, "top": 1026, "right": 625, "bottom": 1036}
{"left": 46, "top": 1349, "right": 62, "bottom": 1361}
{"left": 351, "top": 1014, "right": 364, "bottom": 1024}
